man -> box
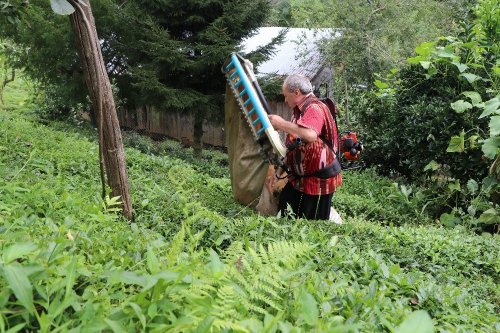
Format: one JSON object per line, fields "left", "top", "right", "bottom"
{"left": 267, "top": 74, "right": 342, "bottom": 220}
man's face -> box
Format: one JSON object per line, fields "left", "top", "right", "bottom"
{"left": 282, "top": 85, "right": 299, "bottom": 109}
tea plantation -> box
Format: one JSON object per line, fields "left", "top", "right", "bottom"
{"left": 0, "top": 104, "right": 499, "bottom": 331}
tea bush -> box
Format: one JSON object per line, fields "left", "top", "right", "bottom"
{"left": 1, "top": 108, "right": 498, "bottom": 332}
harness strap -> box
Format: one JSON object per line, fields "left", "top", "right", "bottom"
{"left": 288, "top": 96, "right": 342, "bottom": 179}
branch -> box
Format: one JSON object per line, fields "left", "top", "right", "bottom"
{"left": 365, "top": 5, "right": 386, "bottom": 26}
{"left": 2, "top": 69, "right": 15, "bottom": 89}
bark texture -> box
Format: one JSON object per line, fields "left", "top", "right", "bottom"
{"left": 69, "top": 0, "right": 133, "bottom": 219}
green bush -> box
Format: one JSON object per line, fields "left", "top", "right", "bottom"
{"left": 357, "top": 64, "right": 490, "bottom": 182}
{"left": 335, "top": 169, "right": 431, "bottom": 225}
{"left": 1, "top": 108, "right": 498, "bottom": 332}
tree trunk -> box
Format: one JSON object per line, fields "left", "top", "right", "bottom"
{"left": 69, "top": 0, "right": 133, "bottom": 220}
{"left": 193, "top": 111, "right": 203, "bottom": 159}
{"left": 0, "top": 68, "right": 15, "bottom": 105}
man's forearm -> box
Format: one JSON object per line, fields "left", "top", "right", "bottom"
{"left": 278, "top": 121, "right": 317, "bottom": 143}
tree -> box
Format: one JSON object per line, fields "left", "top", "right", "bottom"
{"left": 51, "top": 0, "right": 133, "bottom": 219}
{"left": 1, "top": 0, "right": 272, "bottom": 158}
{"left": 112, "top": 0, "right": 271, "bottom": 157}
{"left": 1, "top": 1, "right": 90, "bottom": 119}
{"left": 0, "top": 40, "right": 16, "bottom": 105}
{"left": 284, "top": 0, "right": 468, "bottom": 92}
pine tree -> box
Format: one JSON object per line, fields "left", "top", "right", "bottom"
{"left": 115, "top": 0, "right": 270, "bottom": 157}
{"left": 1, "top": 0, "right": 271, "bottom": 157}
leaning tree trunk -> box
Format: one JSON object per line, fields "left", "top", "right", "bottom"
{"left": 68, "top": 0, "right": 133, "bottom": 220}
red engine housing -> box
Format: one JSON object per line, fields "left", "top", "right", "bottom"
{"left": 340, "top": 131, "right": 362, "bottom": 161}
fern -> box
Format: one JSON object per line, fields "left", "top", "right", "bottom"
{"left": 165, "top": 223, "right": 186, "bottom": 267}
{"left": 216, "top": 241, "right": 313, "bottom": 318}
{"left": 129, "top": 240, "right": 314, "bottom": 331}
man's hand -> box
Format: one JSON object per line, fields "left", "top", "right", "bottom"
{"left": 265, "top": 173, "right": 277, "bottom": 193}
{"left": 269, "top": 114, "right": 318, "bottom": 143}
{"left": 269, "top": 114, "right": 285, "bottom": 131}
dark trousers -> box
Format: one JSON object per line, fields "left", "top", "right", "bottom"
{"left": 278, "top": 182, "right": 333, "bottom": 220}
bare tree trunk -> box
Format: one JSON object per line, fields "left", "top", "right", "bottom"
{"left": 68, "top": 0, "right": 133, "bottom": 220}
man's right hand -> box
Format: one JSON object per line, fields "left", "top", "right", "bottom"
{"left": 265, "top": 173, "right": 277, "bottom": 193}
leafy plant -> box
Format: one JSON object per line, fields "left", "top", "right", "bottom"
{"left": 1, "top": 79, "right": 498, "bottom": 332}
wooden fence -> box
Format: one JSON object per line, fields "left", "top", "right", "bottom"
{"left": 117, "top": 101, "right": 291, "bottom": 148}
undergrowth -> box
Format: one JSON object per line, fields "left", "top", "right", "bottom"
{"left": 0, "top": 107, "right": 498, "bottom": 332}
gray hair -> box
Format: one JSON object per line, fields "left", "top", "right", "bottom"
{"left": 283, "top": 74, "right": 313, "bottom": 94}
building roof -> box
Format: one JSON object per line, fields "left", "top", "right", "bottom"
{"left": 240, "top": 27, "right": 336, "bottom": 79}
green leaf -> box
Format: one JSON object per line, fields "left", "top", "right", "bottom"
{"left": 450, "top": 100, "right": 472, "bottom": 113}
{"left": 489, "top": 116, "right": 500, "bottom": 137}
{"left": 424, "top": 160, "right": 440, "bottom": 172}
{"left": 460, "top": 73, "right": 480, "bottom": 84}
{"left": 104, "top": 319, "right": 126, "bottom": 333}
{"left": 407, "top": 56, "right": 424, "bottom": 64}
{"left": 469, "top": 135, "right": 479, "bottom": 149}
{"left": 147, "top": 247, "right": 159, "bottom": 274}
{"left": 50, "top": 0, "right": 75, "bottom": 15}
{"left": 329, "top": 235, "right": 339, "bottom": 247}
{"left": 446, "top": 131, "right": 465, "bottom": 153}
{"left": 420, "top": 61, "right": 431, "bottom": 69}
{"left": 448, "top": 180, "right": 461, "bottom": 192}
{"left": 128, "top": 302, "right": 146, "bottom": 330}
{"left": 435, "top": 48, "right": 455, "bottom": 59}
{"left": 374, "top": 80, "right": 388, "bottom": 89}
{"left": 109, "top": 271, "right": 147, "bottom": 287}
{"left": 480, "top": 97, "right": 500, "bottom": 118}
{"left": 299, "top": 290, "right": 318, "bottom": 326}
{"left": 4, "top": 323, "right": 26, "bottom": 333}
{"left": 64, "top": 256, "right": 78, "bottom": 302}
{"left": 2, "top": 264, "right": 34, "bottom": 312}
{"left": 426, "top": 67, "right": 438, "bottom": 77}
{"left": 2, "top": 243, "right": 37, "bottom": 264}
{"left": 205, "top": 249, "right": 225, "bottom": 278}
{"left": 194, "top": 316, "right": 215, "bottom": 333}
{"left": 466, "top": 179, "right": 478, "bottom": 194}
{"left": 481, "top": 137, "right": 500, "bottom": 159}
{"left": 452, "top": 61, "right": 468, "bottom": 73}
{"left": 478, "top": 208, "right": 499, "bottom": 225}
{"left": 461, "top": 91, "right": 482, "bottom": 106}
{"left": 415, "top": 42, "right": 435, "bottom": 57}
{"left": 396, "top": 310, "right": 434, "bottom": 333}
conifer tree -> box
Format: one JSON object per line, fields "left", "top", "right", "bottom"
{"left": 114, "top": 0, "right": 270, "bottom": 157}
{"left": 1, "top": 0, "right": 271, "bottom": 157}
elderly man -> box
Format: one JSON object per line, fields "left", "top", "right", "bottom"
{"left": 267, "top": 74, "right": 342, "bottom": 220}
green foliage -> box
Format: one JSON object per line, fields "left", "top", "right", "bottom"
{"left": 354, "top": 0, "right": 499, "bottom": 230}
{"left": 122, "top": 131, "right": 229, "bottom": 179}
{"left": 1, "top": 96, "right": 499, "bottom": 331}
{"left": 335, "top": 169, "right": 431, "bottom": 226}
{"left": 0, "top": 0, "right": 273, "bottom": 136}
{"left": 0, "top": 70, "right": 31, "bottom": 111}
{"left": 282, "top": 0, "right": 467, "bottom": 91}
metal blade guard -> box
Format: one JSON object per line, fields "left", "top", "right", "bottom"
{"left": 222, "top": 53, "right": 286, "bottom": 160}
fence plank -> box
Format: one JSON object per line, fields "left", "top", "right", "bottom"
{"left": 116, "top": 101, "right": 290, "bottom": 148}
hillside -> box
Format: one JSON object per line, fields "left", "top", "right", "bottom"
{"left": 0, "top": 96, "right": 498, "bottom": 331}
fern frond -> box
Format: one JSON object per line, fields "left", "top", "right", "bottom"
{"left": 239, "top": 296, "right": 269, "bottom": 315}
{"left": 250, "top": 291, "right": 283, "bottom": 312}
{"left": 212, "top": 318, "right": 249, "bottom": 333}
{"left": 255, "top": 271, "right": 285, "bottom": 292}
{"left": 224, "top": 241, "right": 245, "bottom": 261}
{"left": 267, "top": 241, "right": 313, "bottom": 269}
{"left": 259, "top": 243, "right": 271, "bottom": 265}
{"left": 165, "top": 224, "right": 186, "bottom": 266}
{"left": 212, "top": 285, "right": 244, "bottom": 320}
